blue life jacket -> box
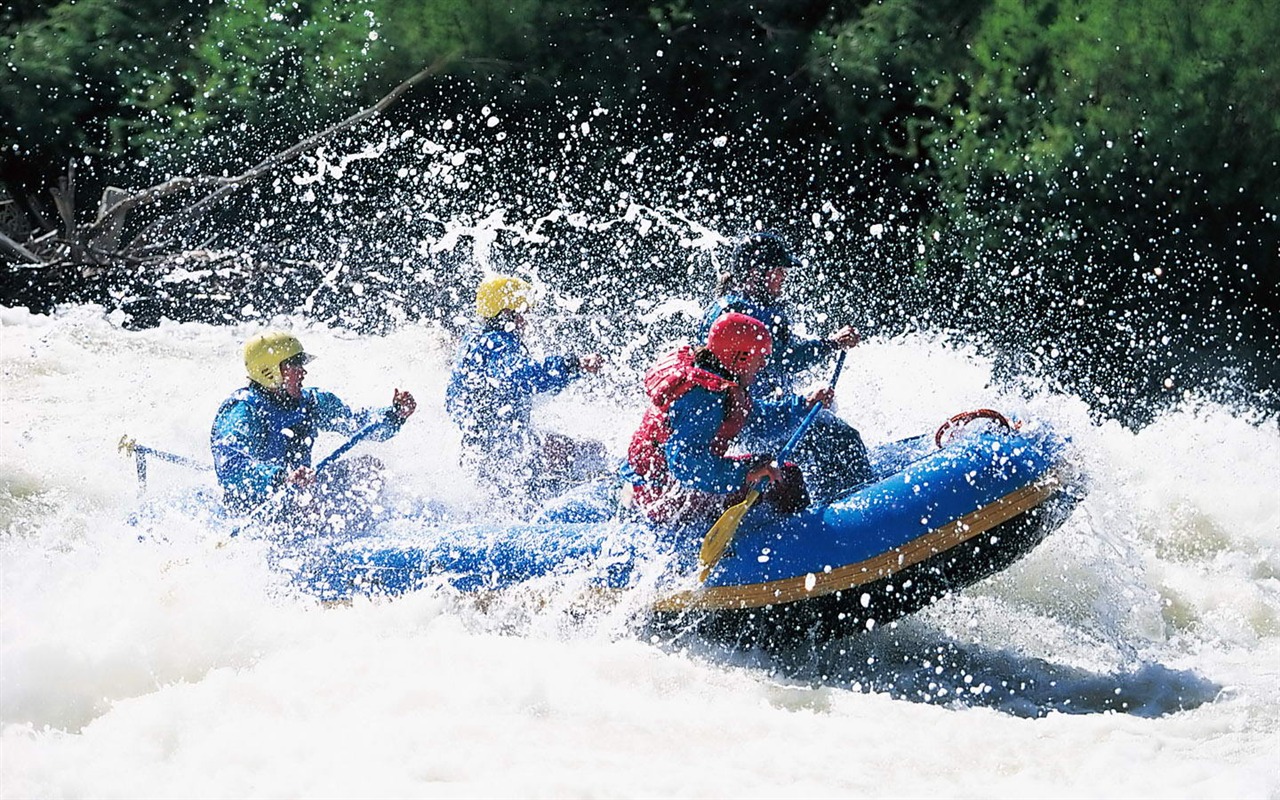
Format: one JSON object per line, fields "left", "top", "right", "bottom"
{"left": 699, "top": 294, "right": 835, "bottom": 400}
{"left": 445, "top": 326, "right": 580, "bottom": 453}
{"left": 699, "top": 294, "right": 834, "bottom": 443}
{"left": 210, "top": 384, "right": 400, "bottom": 511}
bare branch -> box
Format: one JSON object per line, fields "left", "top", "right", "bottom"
{"left": 95, "top": 58, "right": 455, "bottom": 254}
{"left": 89, "top": 187, "right": 132, "bottom": 253}
{"left": 0, "top": 230, "right": 42, "bottom": 263}
{"left": 50, "top": 160, "right": 77, "bottom": 239}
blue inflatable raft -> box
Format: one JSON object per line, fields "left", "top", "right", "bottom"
{"left": 258, "top": 412, "right": 1083, "bottom": 645}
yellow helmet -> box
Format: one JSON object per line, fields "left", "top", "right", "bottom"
{"left": 475, "top": 275, "right": 533, "bottom": 319}
{"left": 244, "top": 331, "right": 312, "bottom": 389}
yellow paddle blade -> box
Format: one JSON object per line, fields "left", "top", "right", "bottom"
{"left": 697, "top": 489, "right": 761, "bottom": 582}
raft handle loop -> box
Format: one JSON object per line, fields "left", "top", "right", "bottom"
{"left": 934, "top": 408, "right": 1014, "bottom": 449}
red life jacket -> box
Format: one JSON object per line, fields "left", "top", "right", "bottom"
{"left": 627, "top": 346, "right": 752, "bottom": 493}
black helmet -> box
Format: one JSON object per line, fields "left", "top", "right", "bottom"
{"left": 723, "top": 232, "right": 799, "bottom": 294}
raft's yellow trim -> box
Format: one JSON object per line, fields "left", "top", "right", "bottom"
{"left": 653, "top": 473, "right": 1060, "bottom": 613}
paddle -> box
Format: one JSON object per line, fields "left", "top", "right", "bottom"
{"left": 118, "top": 435, "right": 213, "bottom": 491}
{"left": 229, "top": 418, "right": 391, "bottom": 538}
{"left": 697, "top": 351, "right": 847, "bottom": 582}
{"left": 313, "top": 419, "right": 390, "bottom": 471}
{"left": 118, "top": 436, "right": 213, "bottom": 471}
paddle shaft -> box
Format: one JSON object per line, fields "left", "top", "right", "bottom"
{"left": 771, "top": 350, "right": 846, "bottom": 469}
{"left": 698, "top": 350, "right": 848, "bottom": 580}
{"left": 314, "top": 418, "right": 390, "bottom": 471}
{"left": 131, "top": 443, "right": 212, "bottom": 471}
{"left": 121, "top": 414, "right": 386, "bottom": 488}
{"left": 229, "top": 418, "right": 391, "bottom": 537}
{"left": 119, "top": 435, "right": 212, "bottom": 493}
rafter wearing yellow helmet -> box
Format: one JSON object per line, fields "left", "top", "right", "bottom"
{"left": 475, "top": 275, "right": 533, "bottom": 319}
{"left": 211, "top": 331, "right": 417, "bottom": 517}
{"left": 243, "top": 331, "right": 313, "bottom": 390}
{"left": 447, "top": 275, "right": 607, "bottom": 506}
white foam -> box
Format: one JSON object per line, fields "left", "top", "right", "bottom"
{"left": 2, "top": 307, "right": 1277, "bottom": 797}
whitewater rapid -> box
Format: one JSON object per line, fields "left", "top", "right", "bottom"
{"left": 2, "top": 305, "right": 1278, "bottom": 797}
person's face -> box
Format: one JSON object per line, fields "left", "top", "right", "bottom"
{"left": 730, "top": 347, "right": 771, "bottom": 384}
{"left": 764, "top": 265, "right": 787, "bottom": 298}
{"left": 279, "top": 359, "right": 306, "bottom": 399}
{"left": 502, "top": 310, "right": 526, "bottom": 332}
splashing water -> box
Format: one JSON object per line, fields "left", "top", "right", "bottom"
{"left": 2, "top": 305, "right": 1277, "bottom": 797}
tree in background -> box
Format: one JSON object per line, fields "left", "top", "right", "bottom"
{"left": 1, "top": 0, "right": 554, "bottom": 226}
{"left": 812, "top": 0, "right": 1279, "bottom": 275}
{"left": 810, "top": 0, "right": 1278, "bottom": 415}
{"left": 3, "top": 1, "right": 837, "bottom": 205}
{"left": 2, "top": 0, "right": 1275, "bottom": 420}
{"left": 1, "top": 0, "right": 207, "bottom": 224}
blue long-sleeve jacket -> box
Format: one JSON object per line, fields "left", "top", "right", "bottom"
{"left": 700, "top": 294, "right": 836, "bottom": 400}
{"left": 210, "top": 384, "right": 401, "bottom": 511}
{"left": 445, "top": 327, "right": 581, "bottom": 450}
{"left": 700, "top": 294, "right": 834, "bottom": 442}
{"left": 663, "top": 387, "right": 752, "bottom": 493}
{"left": 623, "top": 384, "right": 798, "bottom": 494}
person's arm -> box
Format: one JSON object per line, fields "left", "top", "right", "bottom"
{"left": 664, "top": 389, "right": 753, "bottom": 493}
{"left": 210, "top": 400, "right": 283, "bottom": 499}
{"left": 778, "top": 333, "right": 837, "bottom": 373}
{"left": 748, "top": 390, "right": 811, "bottom": 440}
{"left": 489, "top": 333, "right": 582, "bottom": 396}
{"left": 309, "top": 389, "right": 404, "bottom": 441}
{"left": 778, "top": 309, "right": 859, "bottom": 374}
{"left": 755, "top": 299, "right": 836, "bottom": 373}
{"left": 519, "top": 354, "right": 581, "bottom": 394}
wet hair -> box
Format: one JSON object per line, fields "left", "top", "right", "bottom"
{"left": 692, "top": 346, "right": 733, "bottom": 379}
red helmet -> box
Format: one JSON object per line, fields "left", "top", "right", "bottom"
{"left": 706, "top": 312, "right": 773, "bottom": 376}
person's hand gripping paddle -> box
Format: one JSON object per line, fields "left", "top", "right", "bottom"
{"left": 228, "top": 419, "right": 390, "bottom": 539}
{"left": 697, "top": 351, "right": 847, "bottom": 582}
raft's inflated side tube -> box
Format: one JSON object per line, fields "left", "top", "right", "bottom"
{"left": 295, "top": 518, "right": 654, "bottom": 601}
{"left": 283, "top": 428, "right": 1081, "bottom": 647}
{"left": 650, "top": 430, "right": 1080, "bottom": 644}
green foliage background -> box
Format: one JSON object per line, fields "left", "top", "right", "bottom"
{"left": 2, "top": 0, "right": 1277, "bottom": 420}
{"left": 5, "top": 0, "right": 1274, "bottom": 248}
